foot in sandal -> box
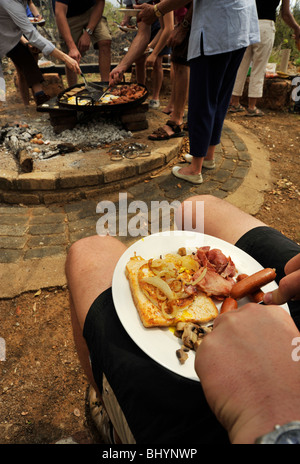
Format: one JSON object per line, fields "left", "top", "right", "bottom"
{"left": 228, "top": 104, "right": 245, "bottom": 113}
{"left": 246, "top": 107, "right": 264, "bottom": 117}
{"left": 148, "top": 120, "right": 185, "bottom": 141}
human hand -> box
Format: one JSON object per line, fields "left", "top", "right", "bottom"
{"left": 133, "top": 3, "right": 156, "bottom": 25}
{"left": 109, "top": 65, "right": 125, "bottom": 86}
{"left": 64, "top": 55, "right": 81, "bottom": 74}
{"left": 68, "top": 45, "right": 81, "bottom": 63}
{"left": 145, "top": 51, "right": 157, "bottom": 68}
{"left": 263, "top": 253, "right": 300, "bottom": 305}
{"left": 120, "top": 13, "right": 131, "bottom": 27}
{"left": 195, "top": 303, "right": 300, "bottom": 444}
{"left": 78, "top": 32, "right": 91, "bottom": 54}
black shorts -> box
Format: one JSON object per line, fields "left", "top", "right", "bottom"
{"left": 171, "top": 29, "right": 190, "bottom": 66}
{"left": 7, "top": 41, "right": 43, "bottom": 88}
{"left": 83, "top": 226, "right": 300, "bottom": 443}
{"left": 83, "top": 287, "right": 228, "bottom": 444}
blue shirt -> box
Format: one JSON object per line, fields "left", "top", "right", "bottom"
{"left": 188, "top": 0, "right": 260, "bottom": 60}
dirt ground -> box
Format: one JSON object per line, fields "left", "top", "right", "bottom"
{"left": 0, "top": 78, "right": 299, "bottom": 444}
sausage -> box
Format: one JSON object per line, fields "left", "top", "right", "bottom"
{"left": 230, "top": 268, "right": 276, "bottom": 300}
{"left": 236, "top": 273, "right": 265, "bottom": 302}
{"left": 236, "top": 274, "right": 265, "bottom": 303}
{"left": 220, "top": 297, "right": 238, "bottom": 314}
{"left": 249, "top": 289, "right": 265, "bottom": 303}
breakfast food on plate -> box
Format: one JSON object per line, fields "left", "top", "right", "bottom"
{"left": 125, "top": 245, "right": 277, "bottom": 365}
{"left": 125, "top": 246, "right": 237, "bottom": 328}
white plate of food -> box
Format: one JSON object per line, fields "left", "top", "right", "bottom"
{"left": 119, "top": 8, "right": 140, "bottom": 16}
{"left": 123, "top": 47, "right": 153, "bottom": 54}
{"left": 112, "top": 230, "right": 288, "bottom": 382}
{"left": 117, "top": 24, "right": 138, "bottom": 32}
{"left": 29, "top": 17, "right": 45, "bottom": 26}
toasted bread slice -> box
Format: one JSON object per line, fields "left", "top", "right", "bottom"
{"left": 126, "top": 255, "right": 218, "bottom": 328}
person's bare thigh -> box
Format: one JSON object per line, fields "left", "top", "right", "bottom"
{"left": 65, "top": 235, "right": 127, "bottom": 330}
{"left": 177, "top": 195, "right": 266, "bottom": 245}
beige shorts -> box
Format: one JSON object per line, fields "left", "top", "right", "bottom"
{"left": 232, "top": 20, "right": 276, "bottom": 99}
{"left": 60, "top": 8, "right": 111, "bottom": 53}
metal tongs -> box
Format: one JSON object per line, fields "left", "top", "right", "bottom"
{"left": 80, "top": 71, "right": 113, "bottom": 102}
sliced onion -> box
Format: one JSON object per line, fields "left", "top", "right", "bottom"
{"left": 156, "top": 288, "right": 167, "bottom": 301}
{"left": 161, "top": 302, "right": 175, "bottom": 320}
{"left": 141, "top": 288, "right": 160, "bottom": 308}
{"left": 170, "top": 279, "right": 182, "bottom": 292}
{"left": 192, "top": 267, "right": 207, "bottom": 285}
{"left": 142, "top": 276, "right": 175, "bottom": 300}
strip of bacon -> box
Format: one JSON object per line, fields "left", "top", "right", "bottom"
{"left": 194, "top": 247, "right": 236, "bottom": 279}
{"left": 192, "top": 267, "right": 234, "bottom": 298}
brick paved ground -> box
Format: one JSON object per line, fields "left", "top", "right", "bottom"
{"left": 0, "top": 123, "right": 256, "bottom": 298}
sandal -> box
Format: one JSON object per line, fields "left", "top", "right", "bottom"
{"left": 246, "top": 107, "right": 264, "bottom": 117}
{"left": 228, "top": 104, "right": 245, "bottom": 113}
{"left": 88, "top": 385, "right": 116, "bottom": 444}
{"left": 148, "top": 120, "right": 185, "bottom": 141}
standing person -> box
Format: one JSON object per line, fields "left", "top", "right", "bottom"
{"left": 0, "top": 0, "right": 80, "bottom": 105}
{"left": 230, "top": 0, "right": 300, "bottom": 116}
{"left": 16, "top": 0, "right": 45, "bottom": 105}
{"left": 148, "top": 3, "right": 192, "bottom": 140}
{"left": 136, "top": 0, "right": 260, "bottom": 184}
{"left": 53, "top": 0, "right": 111, "bottom": 86}
{"left": 110, "top": 0, "right": 173, "bottom": 94}
{"left": 143, "top": 16, "right": 173, "bottom": 109}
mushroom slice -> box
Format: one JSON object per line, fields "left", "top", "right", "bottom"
{"left": 181, "top": 323, "right": 199, "bottom": 349}
{"left": 176, "top": 346, "right": 190, "bottom": 364}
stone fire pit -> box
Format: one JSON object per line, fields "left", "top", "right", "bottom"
{"left": 0, "top": 108, "right": 183, "bottom": 205}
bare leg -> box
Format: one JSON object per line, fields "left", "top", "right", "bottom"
{"left": 177, "top": 194, "right": 266, "bottom": 245}
{"left": 151, "top": 55, "right": 163, "bottom": 101}
{"left": 163, "top": 62, "right": 175, "bottom": 113}
{"left": 66, "top": 67, "right": 78, "bottom": 87}
{"left": 248, "top": 97, "right": 258, "bottom": 111}
{"left": 231, "top": 95, "right": 241, "bottom": 107}
{"left": 176, "top": 156, "right": 204, "bottom": 175}
{"left": 65, "top": 235, "right": 127, "bottom": 395}
{"left": 135, "top": 54, "right": 147, "bottom": 85}
{"left": 163, "top": 63, "right": 189, "bottom": 131}
{"left": 97, "top": 40, "right": 112, "bottom": 82}
{"left": 15, "top": 66, "right": 30, "bottom": 105}
{"left": 169, "top": 62, "right": 189, "bottom": 122}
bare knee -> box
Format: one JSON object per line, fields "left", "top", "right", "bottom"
{"left": 98, "top": 40, "right": 111, "bottom": 51}
{"left": 176, "top": 195, "right": 218, "bottom": 231}
{"left": 65, "top": 235, "right": 125, "bottom": 281}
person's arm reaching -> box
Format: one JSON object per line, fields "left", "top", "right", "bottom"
{"left": 135, "top": 0, "right": 189, "bottom": 25}
{"left": 54, "top": 1, "right": 81, "bottom": 62}
{"left": 281, "top": 0, "right": 300, "bottom": 43}
{"left": 146, "top": 11, "right": 173, "bottom": 68}
{"left": 109, "top": 21, "right": 151, "bottom": 85}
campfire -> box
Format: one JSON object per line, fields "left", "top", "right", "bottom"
{"left": 0, "top": 117, "right": 133, "bottom": 173}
